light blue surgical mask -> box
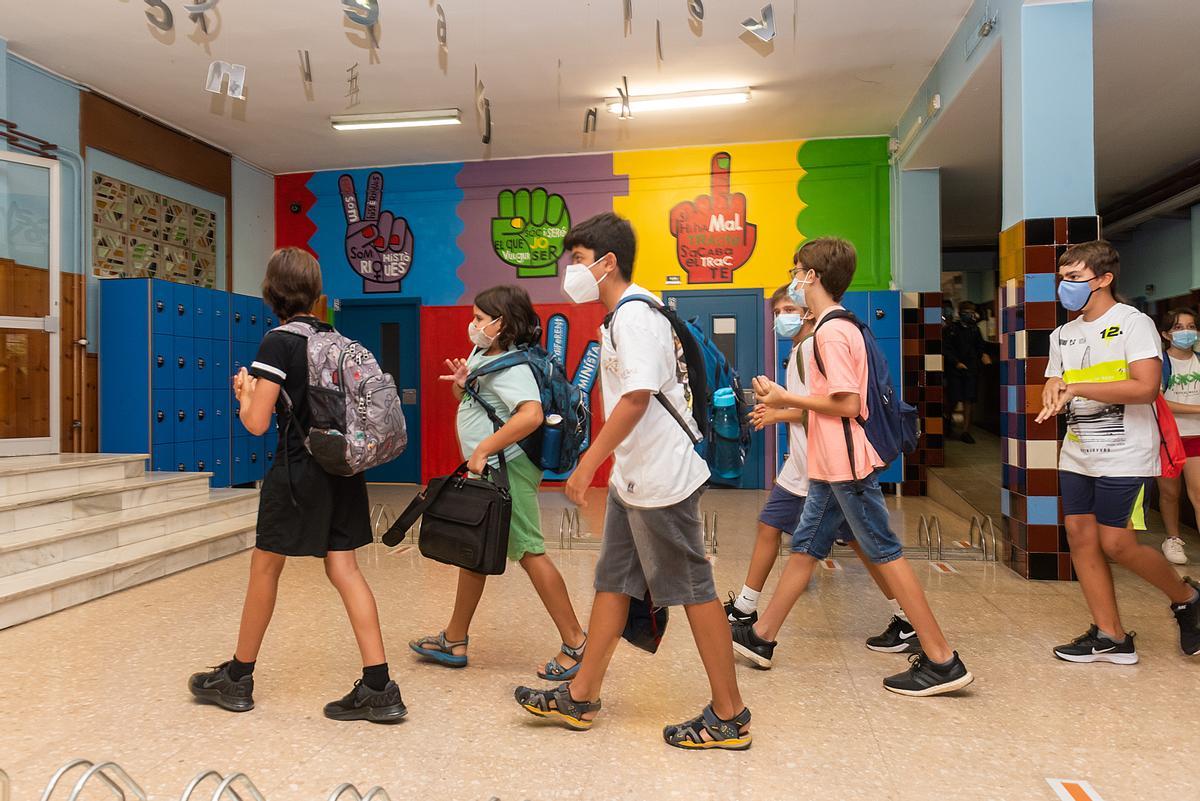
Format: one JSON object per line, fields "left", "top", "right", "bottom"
{"left": 788, "top": 270, "right": 814, "bottom": 308}
{"left": 1057, "top": 278, "right": 1095, "bottom": 312}
{"left": 1171, "top": 330, "right": 1198, "bottom": 350}
{"left": 775, "top": 313, "right": 804, "bottom": 338}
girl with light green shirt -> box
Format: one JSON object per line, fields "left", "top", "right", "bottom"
{"left": 409, "top": 285, "right": 587, "bottom": 679}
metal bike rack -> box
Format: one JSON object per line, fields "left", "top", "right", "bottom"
{"left": 369, "top": 504, "right": 394, "bottom": 539}
{"left": 930, "top": 515, "right": 944, "bottom": 561}
{"left": 179, "top": 771, "right": 266, "bottom": 801}
{"left": 917, "top": 515, "right": 931, "bottom": 560}
{"left": 703, "top": 512, "right": 720, "bottom": 555}
{"left": 916, "top": 514, "right": 944, "bottom": 561}
{"left": 327, "top": 783, "right": 392, "bottom": 801}
{"left": 968, "top": 514, "right": 999, "bottom": 561}
{"left": 38, "top": 760, "right": 146, "bottom": 801}
{"left": 558, "top": 507, "right": 581, "bottom": 549}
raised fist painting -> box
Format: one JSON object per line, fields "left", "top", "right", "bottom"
{"left": 491, "top": 187, "right": 571, "bottom": 278}
{"left": 339, "top": 171, "right": 414, "bottom": 293}
{"left": 668, "top": 152, "right": 757, "bottom": 283}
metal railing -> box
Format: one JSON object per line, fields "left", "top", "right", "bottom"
{"left": 916, "top": 514, "right": 944, "bottom": 561}
{"left": 969, "top": 514, "right": 999, "bottom": 562}
{"left": 558, "top": 507, "right": 581, "bottom": 548}
{"left": 180, "top": 771, "right": 266, "bottom": 801}
{"left": 40, "top": 760, "right": 146, "bottom": 801}
{"left": 327, "top": 784, "right": 391, "bottom": 801}
{"left": 703, "top": 511, "right": 720, "bottom": 555}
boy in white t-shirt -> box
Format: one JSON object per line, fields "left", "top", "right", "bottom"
{"left": 1039, "top": 241, "right": 1200, "bottom": 662}
{"left": 1156, "top": 308, "right": 1200, "bottom": 565}
{"left": 725, "top": 285, "right": 918, "bottom": 658}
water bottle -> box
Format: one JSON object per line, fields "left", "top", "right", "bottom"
{"left": 540, "top": 413, "right": 563, "bottom": 471}
{"left": 711, "top": 387, "right": 742, "bottom": 480}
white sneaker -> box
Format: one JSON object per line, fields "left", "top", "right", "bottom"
{"left": 1162, "top": 537, "right": 1188, "bottom": 565}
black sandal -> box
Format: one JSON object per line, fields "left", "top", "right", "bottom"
{"left": 514, "top": 683, "right": 601, "bottom": 730}
{"left": 663, "top": 704, "right": 752, "bottom": 750}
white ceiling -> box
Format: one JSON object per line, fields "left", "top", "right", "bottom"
{"left": 0, "top": 0, "right": 973, "bottom": 173}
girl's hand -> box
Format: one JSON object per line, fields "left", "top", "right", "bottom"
{"left": 233, "top": 367, "right": 256, "bottom": 405}
{"left": 748, "top": 404, "right": 775, "bottom": 431}
{"left": 467, "top": 447, "right": 490, "bottom": 476}
{"left": 752, "top": 376, "right": 786, "bottom": 408}
{"left": 439, "top": 358, "right": 469, "bottom": 389}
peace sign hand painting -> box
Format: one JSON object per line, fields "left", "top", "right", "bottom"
{"left": 339, "top": 171, "right": 414, "bottom": 293}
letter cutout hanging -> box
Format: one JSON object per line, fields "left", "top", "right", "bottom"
{"left": 205, "top": 61, "right": 246, "bottom": 99}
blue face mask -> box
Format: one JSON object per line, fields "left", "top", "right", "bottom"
{"left": 1057, "top": 278, "right": 1095, "bottom": 312}
{"left": 787, "top": 270, "right": 813, "bottom": 308}
{"left": 775, "top": 313, "right": 804, "bottom": 338}
{"left": 1171, "top": 330, "right": 1198, "bottom": 350}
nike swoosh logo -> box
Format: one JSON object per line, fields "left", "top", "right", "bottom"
{"left": 899, "top": 630, "right": 918, "bottom": 640}
{"left": 1091, "top": 646, "right": 1115, "bottom": 654}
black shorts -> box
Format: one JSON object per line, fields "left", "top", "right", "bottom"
{"left": 945, "top": 371, "right": 978, "bottom": 404}
{"left": 1060, "top": 472, "right": 1151, "bottom": 531}
{"left": 256, "top": 454, "right": 372, "bottom": 557}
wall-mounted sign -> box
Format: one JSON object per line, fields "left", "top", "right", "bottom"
{"left": 668, "top": 152, "right": 757, "bottom": 283}
{"left": 491, "top": 188, "right": 571, "bottom": 278}
{"left": 338, "top": 171, "right": 414, "bottom": 293}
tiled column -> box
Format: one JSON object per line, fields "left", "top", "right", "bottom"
{"left": 900, "top": 291, "right": 945, "bottom": 496}
{"left": 998, "top": 215, "right": 1099, "bottom": 579}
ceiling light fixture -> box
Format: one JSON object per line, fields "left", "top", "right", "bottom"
{"left": 603, "top": 88, "right": 751, "bottom": 114}
{"left": 330, "top": 109, "right": 462, "bottom": 131}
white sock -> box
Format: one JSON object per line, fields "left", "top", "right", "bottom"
{"left": 889, "top": 598, "right": 907, "bottom": 621}
{"left": 734, "top": 585, "right": 760, "bottom": 614}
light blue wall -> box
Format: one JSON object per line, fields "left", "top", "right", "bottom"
{"left": 1119, "top": 218, "right": 1194, "bottom": 302}
{"left": 896, "top": 168, "right": 941, "bottom": 291}
{"left": 231, "top": 157, "right": 275, "bottom": 296}
{"left": 1193, "top": 205, "right": 1200, "bottom": 290}
{"left": 0, "top": 38, "right": 8, "bottom": 122}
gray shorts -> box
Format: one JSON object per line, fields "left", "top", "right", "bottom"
{"left": 593, "top": 487, "right": 717, "bottom": 607}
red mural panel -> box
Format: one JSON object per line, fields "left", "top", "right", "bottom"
{"left": 419, "top": 302, "right": 613, "bottom": 486}
{"left": 275, "top": 173, "right": 317, "bottom": 253}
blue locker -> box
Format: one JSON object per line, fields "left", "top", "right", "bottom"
{"left": 172, "top": 283, "right": 194, "bottom": 338}
{"left": 232, "top": 436, "right": 250, "bottom": 485}
{"left": 247, "top": 438, "right": 264, "bottom": 482}
{"left": 868, "top": 291, "right": 901, "bottom": 340}
{"left": 876, "top": 335, "right": 903, "bottom": 485}
{"left": 151, "top": 280, "right": 175, "bottom": 335}
{"left": 172, "top": 441, "right": 194, "bottom": 474}
{"left": 152, "top": 443, "right": 174, "bottom": 473}
{"left": 263, "top": 308, "right": 278, "bottom": 331}
{"left": 173, "top": 337, "right": 194, "bottom": 388}
{"left": 193, "top": 440, "right": 213, "bottom": 474}
{"left": 210, "top": 339, "right": 229, "bottom": 391}
{"left": 263, "top": 438, "right": 276, "bottom": 471}
{"left": 193, "top": 338, "right": 213, "bottom": 390}
{"left": 232, "top": 295, "right": 252, "bottom": 342}
{"left": 209, "top": 389, "right": 229, "bottom": 435}
{"left": 841, "top": 291, "right": 870, "bottom": 321}
{"left": 173, "top": 390, "right": 195, "bottom": 443}
{"left": 210, "top": 291, "right": 230, "bottom": 340}
{"left": 193, "top": 288, "right": 210, "bottom": 342}
{"left": 152, "top": 334, "right": 175, "bottom": 390}
{"left": 152, "top": 390, "right": 174, "bottom": 444}
{"left": 210, "top": 441, "right": 230, "bottom": 488}
{"left": 194, "top": 394, "right": 212, "bottom": 441}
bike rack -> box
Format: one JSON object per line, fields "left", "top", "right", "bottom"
{"left": 558, "top": 507, "right": 581, "bottom": 549}
{"left": 703, "top": 512, "right": 720, "bottom": 555}
{"left": 38, "top": 760, "right": 146, "bottom": 801}
{"left": 917, "top": 515, "right": 931, "bottom": 560}
{"left": 930, "top": 515, "right": 944, "bottom": 561}
{"left": 327, "top": 783, "right": 392, "bottom": 801}
{"left": 968, "top": 514, "right": 999, "bottom": 561}
{"left": 179, "top": 771, "right": 265, "bottom": 801}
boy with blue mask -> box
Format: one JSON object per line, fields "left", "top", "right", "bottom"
{"left": 1038, "top": 241, "right": 1200, "bottom": 662}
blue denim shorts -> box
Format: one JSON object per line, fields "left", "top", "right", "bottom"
{"left": 789, "top": 472, "right": 903, "bottom": 564}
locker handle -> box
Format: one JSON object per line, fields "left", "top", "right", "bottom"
{"left": 197, "top": 460, "right": 206, "bottom": 470}
{"left": 197, "top": 409, "right": 206, "bottom": 420}
{"left": 177, "top": 463, "right": 186, "bottom": 472}
{"left": 156, "top": 410, "right": 165, "bottom": 422}
{"left": 250, "top": 314, "right": 258, "bottom": 325}
{"left": 177, "top": 304, "right": 185, "bottom": 316}
{"left": 250, "top": 452, "right": 258, "bottom": 463}
{"left": 197, "top": 357, "right": 206, "bottom": 369}
{"left": 156, "top": 355, "right": 164, "bottom": 367}
{"left": 875, "top": 308, "right": 886, "bottom": 320}
{"left": 266, "top": 451, "right": 274, "bottom": 460}
{"left": 177, "top": 356, "right": 186, "bottom": 368}
{"left": 234, "top": 312, "right": 242, "bottom": 322}
{"left": 178, "top": 410, "right": 186, "bottom": 421}
{"left": 156, "top": 300, "right": 165, "bottom": 312}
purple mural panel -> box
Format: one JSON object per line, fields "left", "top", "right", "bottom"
{"left": 455, "top": 154, "right": 629, "bottom": 304}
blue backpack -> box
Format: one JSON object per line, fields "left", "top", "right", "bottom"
{"left": 812, "top": 309, "right": 918, "bottom": 487}
{"left": 465, "top": 344, "right": 590, "bottom": 473}
{"left": 604, "top": 295, "right": 751, "bottom": 485}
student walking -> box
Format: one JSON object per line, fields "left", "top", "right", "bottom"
{"left": 726, "top": 285, "right": 917, "bottom": 659}
{"left": 513, "top": 212, "right": 752, "bottom": 750}
{"left": 1037, "top": 241, "right": 1200, "bottom": 661}
{"left": 188, "top": 247, "right": 406, "bottom": 722}
{"left": 733, "top": 237, "right": 974, "bottom": 696}
{"left": 409, "top": 285, "right": 587, "bottom": 679}
{"left": 943, "top": 300, "right": 992, "bottom": 443}
{"left": 1157, "top": 308, "right": 1200, "bottom": 566}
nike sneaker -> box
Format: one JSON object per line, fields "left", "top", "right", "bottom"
{"left": 724, "top": 592, "right": 757, "bottom": 625}
{"left": 323, "top": 679, "right": 408, "bottom": 723}
{"left": 1053, "top": 625, "right": 1138, "bottom": 664}
{"left": 188, "top": 661, "right": 254, "bottom": 712}
{"left": 866, "top": 615, "right": 921, "bottom": 653}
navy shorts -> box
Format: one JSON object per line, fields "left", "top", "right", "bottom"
{"left": 1060, "top": 472, "right": 1152, "bottom": 531}
{"left": 758, "top": 484, "right": 806, "bottom": 531}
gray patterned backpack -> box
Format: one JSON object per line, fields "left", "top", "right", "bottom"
{"left": 275, "top": 320, "right": 408, "bottom": 476}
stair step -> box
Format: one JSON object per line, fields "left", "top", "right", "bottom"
{"left": 0, "top": 488, "right": 259, "bottom": 578}
{"left": 0, "top": 454, "right": 147, "bottom": 495}
{"left": 0, "top": 513, "right": 258, "bottom": 629}
{"left": 0, "top": 472, "right": 212, "bottom": 533}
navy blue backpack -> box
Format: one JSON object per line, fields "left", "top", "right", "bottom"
{"left": 812, "top": 309, "right": 919, "bottom": 488}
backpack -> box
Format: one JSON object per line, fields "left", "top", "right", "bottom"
{"left": 811, "top": 310, "right": 918, "bottom": 487}
{"left": 274, "top": 320, "right": 409, "bottom": 476}
{"left": 604, "top": 295, "right": 752, "bottom": 485}
{"left": 464, "top": 343, "right": 591, "bottom": 473}
{"left": 1154, "top": 395, "right": 1186, "bottom": 479}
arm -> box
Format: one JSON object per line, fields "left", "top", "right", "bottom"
{"left": 564, "top": 390, "right": 652, "bottom": 505}
{"left": 749, "top": 405, "right": 806, "bottom": 432}
{"left": 1166, "top": 399, "right": 1200, "bottom": 416}
{"left": 752, "top": 375, "right": 860, "bottom": 418}
{"left": 467, "top": 401, "right": 543, "bottom": 474}
{"left": 235, "top": 367, "right": 280, "bottom": 437}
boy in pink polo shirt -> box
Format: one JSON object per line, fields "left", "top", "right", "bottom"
{"left": 731, "top": 237, "right": 974, "bottom": 697}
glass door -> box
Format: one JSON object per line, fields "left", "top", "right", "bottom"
{"left": 0, "top": 150, "right": 61, "bottom": 455}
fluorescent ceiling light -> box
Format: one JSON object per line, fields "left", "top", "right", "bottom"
{"left": 330, "top": 109, "right": 462, "bottom": 131}
{"left": 604, "top": 88, "right": 751, "bottom": 114}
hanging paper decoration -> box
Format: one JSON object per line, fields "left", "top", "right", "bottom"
{"left": 436, "top": 4, "right": 447, "bottom": 49}
{"left": 298, "top": 50, "right": 313, "bottom": 84}
{"left": 688, "top": 0, "right": 703, "bottom": 21}
{"left": 616, "top": 76, "right": 632, "bottom": 119}
{"left": 741, "top": 4, "right": 776, "bottom": 42}
{"left": 623, "top": 0, "right": 633, "bottom": 35}
{"left": 183, "top": 0, "right": 218, "bottom": 34}
{"left": 583, "top": 107, "right": 598, "bottom": 133}
{"left": 342, "top": 0, "right": 378, "bottom": 26}
{"left": 144, "top": 0, "right": 174, "bottom": 31}
{"left": 656, "top": 18, "right": 664, "bottom": 60}
{"left": 345, "top": 63, "right": 361, "bottom": 107}
{"left": 475, "top": 65, "right": 491, "bottom": 145}
{"left": 204, "top": 61, "right": 246, "bottom": 99}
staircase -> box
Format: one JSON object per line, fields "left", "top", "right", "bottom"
{"left": 0, "top": 454, "right": 258, "bottom": 629}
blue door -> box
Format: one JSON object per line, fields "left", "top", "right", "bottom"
{"left": 335, "top": 299, "right": 422, "bottom": 483}
{"left": 663, "top": 289, "right": 765, "bottom": 490}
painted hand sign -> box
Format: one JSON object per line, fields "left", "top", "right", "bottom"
{"left": 668, "top": 152, "right": 757, "bottom": 283}
{"left": 339, "top": 172, "right": 414, "bottom": 293}
{"left": 543, "top": 312, "right": 600, "bottom": 480}
{"left": 491, "top": 188, "right": 572, "bottom": 278}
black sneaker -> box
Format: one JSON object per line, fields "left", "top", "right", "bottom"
{"left": 1052, "top": 625, "right": 1138, "bottom": 664}
{"left": 188, "top": 661, "right": 254, "bottom": 712}
{"left": 1171, "top": 577, "right": 1200, "bottom": 656}
{"left": 323, "top": 679, "right": 408, "bottom": 723}
{"left": 883, "top": 652, "right": 974, "bottom": 696}
{"left": 960, "top": 432, "right": 976, "bottom": 444}
{"left": 724, "top": 592, "right": 757, "bottom": 625}
{"left": 731, "top": 621, "right": 776, "bottom": 669}
{"left": 866, "top": 616, "right": 922, "bottom": 653}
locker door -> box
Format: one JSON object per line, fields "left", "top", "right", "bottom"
{"left": 152, "top": 390, "right": 175, "bottom": 445}
{"left": 231, "top": 295, "right": 247, "bottom": 342}
{"left": 152, "top": 334, "right": 175, "bottom": 389}
{"left": 193, "top": 287, "right": 209, "bottom": 342}
{"left": 172, "top": 441, "right": 194, "bottom": 473}
{"left": 173, "top": 337, "right": 195, "bottom": 389}
{"left": 151, "top": 280, "right": 175, "bottom": 335}
{"left": 246, "top": 298, "right": 263, "bottom": 342}
{"left": 875, "top": 336, "right": 904, "bottom": 485}
{"left": 152, "top": 442, "right": 174, "bottom": 473}
{"left": 211, "top": 291, "right": 230, "bottom": 340}
{"left": 193, "top": 338, "right": 212, "bottom": 391}
{"left": 232, "top": 436, "right": 250, "bottom": 484}
{"left": 210, "top": 439, "right": 230, "bottom": 487}
{"left": 193, "top": 439, "right": 213, "bottom": 474}
{"left": 173, "top": 390, "right": 195, "bottom": 443}
{"left": 172, "top": 283, "right": 194, "bottom": 339}
{"left": 209, "top": 389, "right": 230, "bottom": 442}
{"left": 209, "top": 338, "right": 229, "bottom": 390}
{"left": 247, "top": 438, "right": 263, "bottom": 482}
{"left": 867, "top": 291, "right": 901, "bottom": 340}
{"left": 193, "top": 391, "right": 212, "bottom": 442}
{"left": 840, "top": 291, "right": 870, "bottom": 322}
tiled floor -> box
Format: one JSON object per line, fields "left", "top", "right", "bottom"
{"left": 1, "top": 488, "right": 1197, "bottom": 801}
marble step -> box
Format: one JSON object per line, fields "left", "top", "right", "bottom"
{"left": 0, "top": 512, "right": 257, "bottom": 629}
{"left": 0, "top": 488, "right": 259, "bottom": 579}
{"left": 0, "top": 472, "right": 213, "bottom": 534}
{"left": 0, "top": 453, "right": 147, "bottom": 496}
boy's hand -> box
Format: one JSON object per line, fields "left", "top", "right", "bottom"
{"left": 748, "top": 404, "right": 775, "bottom": 431}
{"left": 1041, "top": 377, "right": 1067, "bottom": 412}
{"left": 751, "top": 375, "right": 786, "bottom": 408}
{"left": 467, "top": 447, "right": 490, "bottom": 476}
{"left": 1035, "top": 382, "right": 1074, "bottom": 424}
{"left": 439, "top": 358, "right": 469, "bottom": 388}
{"left": 981, "top": 353, "right": 992, "bottom": 366}
{"left": 565, "top": 461, "right": 596, "bottom": 507}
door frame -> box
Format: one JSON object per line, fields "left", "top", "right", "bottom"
{"left": 0, "top": 150, "right": 62, "bottom": 456}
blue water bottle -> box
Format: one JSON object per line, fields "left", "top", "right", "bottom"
{"left": 711, "top": 387, "right": 743, "bottom": 481}
{"left": 540, "top": 413, "right": 563, "bottom": 471}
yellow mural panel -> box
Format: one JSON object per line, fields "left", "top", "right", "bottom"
{"left": 613, "top": 141, "right": 805, "bottom": 297}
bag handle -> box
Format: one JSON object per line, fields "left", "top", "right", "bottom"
{"left": 381, "top": 458, "right": 509, "bottom": 546}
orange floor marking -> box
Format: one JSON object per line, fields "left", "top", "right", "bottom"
{"left": 822, "top": 558, "right": 840, "bottom": 571}
{"left": 1046, "top": 778, "right": 1104, "bottom": 801}
{"left": 932, "top": 561, "right": 958, "bottom": 574}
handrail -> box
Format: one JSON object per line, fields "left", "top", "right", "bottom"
{"left": 40, "top": 761, "right": 127, "bottom": 801}
{"left": 210, "top": 773, "right": 266, "bottom": 801}
{"left": 916, "top": 515, "right": 931, "bottom": 560}
{"left": 66, "top": 762, "right": 146, "bottom": 801}
{"left": 559, "top": 508, "right": 581, "bottom": 548}
{"left": 702, "top": 511, "right": 720, "bottom": 555}
{"left": 930, "top": 515, "right": 944, "bottom": 561}
{"left": 327, "top": 783, "right": 392, "bottom": 801}
{"left": 983, "top": 515, "right": 998, "bottom": 561}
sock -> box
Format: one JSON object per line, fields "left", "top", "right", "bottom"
{"left": 362, "top": 662, "right": 391, "bottom": 692}
{"left": 931, "top": 653, "right": 957, "bottom": 669}
{"left": 734, "top": 585, "right": 761, "bottom": 615}
{"left": 1179, "top": 586, "right": 1200, "bottom": 607}
{"left": 888, "top": 598, "right": 907, "bottom": 621}
{"left": 1097, "top": 629, "right": 1125, "bottom": 644}
{"left": 228, "top": 656, "right": 255, "bottom": 681}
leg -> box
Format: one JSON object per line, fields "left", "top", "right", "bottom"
{"left": 1179, "top": 457, "right": 1200, "bottom": 524}
{"left": 876, "top": 558, "right": 952, "bottom": 663}
{"left": 684, "top": 599, "right": 746, "bottom": 721}
{"left": 1158, "top": 475, "right": 1183, "bottom": 539}
{"left": 324, "top": 549, "right": 387, "bottom": 667}
{"left": 520, "top": 553, "right": 585, "bottom": 668}
{"left": 849, "top": 540, "right": 894, "bottom": 600}
{"left": 961, "top": 400, "right": 974, "bottom": 432}
{"left": 444, "top": 569, "right": 488, "bottom": 652}
{"left": 754, "top": 554, "right": 819, "bottom": 641}
{"left": 1064, "top": 514, "right": 1124, "bottom": 636}
{"left": 233, "top": 548, "right": 287, "bottom": 662}
{"left": 1098, "top": 525, "right": 1194, "bottom": 604}
{"left": 566, "top": 591, "right": 630, "bottom": 705}
{"left": 744, "top": 521, "right": 785, "bottom": 592}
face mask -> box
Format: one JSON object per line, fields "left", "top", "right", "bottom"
{"left": 1172, "top": 330, "right": 1198, "bottom": 350}
{"left": 1057, "top": 277, "right": 1096, "bottom": 312}
{"left": 959, "top": 311, "right": 977, "bottom": 324}
{"left": 775, "top": 313, "right": 804, "bottom": 338}
{"left": 787, "top": 271, "right": 813, "bottom": 308}
{"left": 468, "top": 317, "right": 501, "bottom": 349}
{"left": 563, "top": 258, "right": 608, "bottom": 304}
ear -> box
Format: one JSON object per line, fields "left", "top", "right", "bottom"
{"left": 597, "top": 252, "right": 618, "bottom": 276}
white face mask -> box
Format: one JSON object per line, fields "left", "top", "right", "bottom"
{"left": 468, "top": 316, "right": 502, "bottom": 349}
{"left": 563, "top": 257, "right": 608, "bottom": 304}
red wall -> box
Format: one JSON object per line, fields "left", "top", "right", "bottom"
{"left": 419, "top": 302, "right": 613, "bottom": 486}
